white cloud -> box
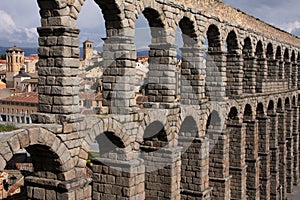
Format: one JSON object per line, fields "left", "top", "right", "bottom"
{"left": 285, "top": 21, "right": 300, "bottom": 33}
{"left": 0, "top": 10, "right": 17, "bottom": 33}
{"left": 0, "top": 10, "right": 38, "bottom": 47}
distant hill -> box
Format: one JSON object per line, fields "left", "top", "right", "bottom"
{"left": 0, "top": 46, "right": 182, "bottom": 59}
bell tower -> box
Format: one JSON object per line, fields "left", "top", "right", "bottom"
{"left": 83, "top": 40, "right": 94, "bottom": 60}
{"left": 6, "top": 46, "right": 24, "bottom": 88}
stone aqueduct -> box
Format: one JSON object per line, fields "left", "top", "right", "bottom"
{"left": 2, "top": 0, "right": 300, "bottom": 199}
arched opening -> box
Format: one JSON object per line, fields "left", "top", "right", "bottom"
{"left": 266, "top": 43, "right": 274, "bottom": 79}
{"left": 255, "top": 41, "right": 266, "bottom": 93}
{"left": 227, "top": 106, "right": 247, "bottom": 199}
{"left": 284, "top": 97, "right": 294, "bottom": 193}
{"left": 298, "top": 52, "right": 300, "bottom": 89}
{"left": 243, "top": 103, "right": 260, "bottom": 199}
{"left": 177, "top": 17, "right": 201, "bottom": 105}
{"left": 179, "top": 116, "right": 208, "bottom": 198}
{"left": 276, "top": 46, "right": 284, "bottom": 79}
{"left": 226, "top": 31, "right": 242, "bottom": 97}
{"left": 256, "top": 102, "right": 271, "bottom": 199}
{"left": 94, "top": 132, "right": 125, "bottom": 156}
{"left": 243, "top": 37, "right": 256, "bottom": 93}
{"left": 134, "top": 13, "right": 151, "bottom": 102}
{"left": 137, "top": 8, "right": 175, "bottom": 104}
{"left": 207, "top": 110, "right": 231, "bottom": 199}
{"left": 2, "top": 145, "right": 63, "bottom": 199}
{"left": 291, "top": 50, "right": 297, "bottom": 89}
{"left": 140, "top": 120, "right": 179, "bottom": 199}
{"left": 284, "top": 48, "right": 291, "bottom": 89}
{"left": 277, "top": 97, "right": 288, "bottom": 197}
{"left": 267, "top": 99, "right": 279, "bottom": 198}
{"left": 205, "top": 24, "right": 225, "bottom": 100}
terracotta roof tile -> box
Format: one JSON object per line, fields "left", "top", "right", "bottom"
{"left": 0, "top": 92, "right": 38, "bottom": 103}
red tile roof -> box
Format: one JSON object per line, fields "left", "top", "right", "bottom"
{"left": 0, "top": 92, "right": 38, "bottom": 103}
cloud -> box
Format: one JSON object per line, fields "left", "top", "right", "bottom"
{"left": 223, "top": 0, "right": 300, "bottom": 36}
{"left": 0, "top": 10, "right": 38, "bottom": 47}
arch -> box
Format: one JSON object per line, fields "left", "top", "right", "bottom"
{"left": 95, "top": 131, "right": 125, "bottom": 155}
{"left": 178, "top": 16, "right": 198, "bottom": 46}
{"left": 0, "top": 128, "right": 74, "bottom": 180}
{"left": 140, "top": 7, "right": 165, "bottom": 40}
{"left": 243, "top": 37, "right": 255, "bottom": 93}
{"left": 276, "top": 46, "right": 282, "bottom": 60}
{"left": 267, "top": 100, "right": 275, "bottom": 115}
{"left": 256, "top": 102, "right": 265, "bottom": 117}
{"left": 291, "top": 50, "right": 296, "bottom": 62}
{"left": 276, "top": 46, "right": 284, "bottom": 79}
{"left": 226, "top": 30, "right": 242, "bottom": 97}
{"left": 277, "top": 98, "right": 283, "bottom": 112}
{"left": 255, "top": 40, "right": 266, "bottom": 92}
{"left": 285, "top": 97, "right": 291, "bottom": 110}
{"left": 226, "top": 30, "right": 239, "bottom": 52}
{"left": 206, "top": 110, "right": 222, "bottom": 129}
{"left": 177, "top": 16, "right": 201, "bottom": 104}
{"left": 178, "top": 116, "right": 201, "bottom": 197}
{"left": 228, "top": 106, "right": 239, "bottom": 123}
{"left": 207, "top": 24, "right": 221, "bottom": 51}
{"left": 291, "top": 50, "right": 297, "bottom": 88}
{"left": 266, "top": 43, "right": 275, "bottom": 79}
{"left": 292, "top": 96, "right": 296, "bottom": 106}
{"left": 255, "top": 41, "right": 264, "bottom": 58}
{"left": 243, "top": 37, "right": 253, "bottom": 56}
{"left": 266, "top": 43, "right": 274, "bottom": 59}
{"left": 179, "top": 116, "right": 198, "bottom": 137}
{"left": 284, "top": 48, "right": 290, "bottom": 61}
{"left": 206, "top": 24, "right": 224, "bottom": 99}
{"left": 243, "top": 104, "right": 253, "bottom": 120}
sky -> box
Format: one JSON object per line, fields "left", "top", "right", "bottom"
{"left": 0, "top": 0, "right": 300, "bottom": 48}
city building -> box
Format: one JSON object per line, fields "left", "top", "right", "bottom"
{"left": 83, "top": 40, "right": 94, "bottom": 61}
{"left": 5, "top": 46, "right": 24, "bottom": 88}
{"left": 0, "top": 92, "right": 38, "bottom": 124}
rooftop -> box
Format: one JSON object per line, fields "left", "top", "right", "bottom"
{"left": 0, "top": 92, "right": 38, "bottom": 104}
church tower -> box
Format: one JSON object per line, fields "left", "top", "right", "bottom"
{"left": 6, "top": 46, "right": 24, "bottom": 88}
{"left": 83, "top": 40, "right": 94, "bottom": 60}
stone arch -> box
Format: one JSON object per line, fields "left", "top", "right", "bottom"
{"left": 243, "top": 104, "right": 253, "bottom": 120}
{"left": 178, "top": 16, "right": 198, "bottom": 46}
{"left": 207, "top": 24, "right": 222, "bottom": 51}
{"left": 205, "top": 24, "right": 225, "bottom": 100}
{"left": 227, "top": 106, "right": 240, "bottom": 123}
{"left": 177, "top": 15, "right": 203, "bottom": 105}
{"left": 134, "top": 6, "right": 166, "bottom": 42}
{"left": 276, "top": 46, "right": 284, "bottom": 79}
{"left": 0, "top": 128, "right": 74, "bottom": 180}
{"left": 284, "top": 48, "right": 292, "bottom": 88}
{"left": 256, "top": 102, "right": 265, "bottom": 117}
{"left": 266, "top": 43, "right": 274, "bottom": 59}
{"left": 277, "top": 98, "right": 283, "bottom": 112}
{"left": 227, "top": 106, "right": 247, "bottom": 199}
{"left": 292, "top": 96, "right": 296, "bottom": 107}
{"left": 291, "top": 50, "right": 297, "bottom": 88}
{"left": 138, "top": 110, "right": 173, "bottom": 145}
{"left": 80, "top": 118, "right": 131, "bottom": 165}
{"left": 266, "top": 43, "right": 275, "bottom": 79}
{"left": 243, "top": 37, "right": 256, "bottom": 93}
{"left": 256, "top": 40, "right": 266, "bottom": 92}
{"left": 178, "top": 115, "right": 204, "bottom": 198}
{"left": 267, "top": 100, "right": 275, "bottom": 115}
{"left": 285, "top": 96, "right": 291, "bottom": 110}
{"left": 207, "top": 110, "right": 231, "bottom": 199}
{"left": 226, "top": 30, "right": 242, "bottom": 97}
